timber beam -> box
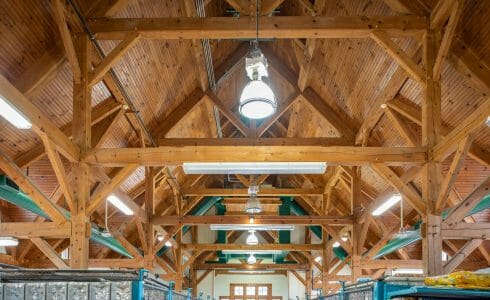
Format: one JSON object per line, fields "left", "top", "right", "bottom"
{"left": 0, "top": 222, "right": 71, "bottom": 238}
{"left": 87, "top": 16, "right": 427, "bottom": 40}
{"left": 195, "top": 263, "right": 309, "bottom": 270}
{"left": 151, "top": 215, "right": 352, "bottom": 226}
{"left": 84, "top": 146, "right": 426, "bottom": 166}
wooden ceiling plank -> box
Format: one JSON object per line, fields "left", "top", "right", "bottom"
{"left": 433, "top": 97, "right": 490, "bottom": 161}
{"left": 88, "top": 0, "right": 132, "bottom": 17}
{"left": 205, "top": 92, "right": 249, "bottom": 136}
{"left": 91, "top": 107, "right": 125, "bottom": 148}
{"left": 443, "top": 239, "right": 483, "bottom": 274}
{"left": 85, "top": 146, "right": 426, "bottom": 166}
{"left": 39, "top": 136, "right": 74, "bottom": 211}
{"left": 354, "top": 41, "right": 421, "bottom": 145}
{"left": 0, "top": 74, "right": 80, "bottom": 162}
{"left": 387, "top": 96, "right": 490, "bottom": 166}
{"left": 0, "top": 152, "right": 67, "bottom": 223}
{"left": 88, "top": 16, "right": 427, "bottom": 40}
{"left": 225, "top": 0, "right": 250, "bottom": 14}
{"left": 257, "top": 91, "right": 300, "bottom": 137}
{"left": 370, "top": 163, "right": 426, "bottom": 215}
{"left": 51, "top": 0, "right": 81, "bottom": 82}
{"left": 155, "top": 88, "right": 206, "bottom": 138}
{"left": 370, "top": 31, "right": 425, "bottom": 84}
{"left": 384, "top": 107, "right": 420, "bottom": 147}
{"left": 89, "top": 32, "right": 141, "bottom": 86}
{"left": 444, "top": 176, "right": 490, "bottom": 227}
{"left": 86, "top": 164, "right": 139, "bottom": 215}
{"left": 435, "top": 135, "right": 473, "bottom": 211}
{"left": 31, "top": 237, "right": 69, "bottom": 269}
{"left": 301, "top": 87, "right": 356, "bottom": 139}
{"left": 433, "top": 0, "right": 463, "bottom": 79}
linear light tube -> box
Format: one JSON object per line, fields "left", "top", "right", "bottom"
{"left": 107, "top": 194, "right": 134, "bottom": 215}
{"left": 210, "top": 224, "right": 295, "bottom": 231}
{"left": 0, "top": 237, "right": 19, "bottom": 246}
{"left": 183, "top": 162, "right": 327, "bottom": 174}
{"left": 222, "top": 250, "right": 283, "bottom": 255}
{"left": 392, "top": 268, "right": 423, "bottom": 275}
{"left": 0, "top": 96, "right": 32, "bottom": 129}
{"left": 372, "top": 194, "right": 402, "bottom": 216}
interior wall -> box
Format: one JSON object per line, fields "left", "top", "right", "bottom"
{"left": 197, "top": 270, "right": 214, "bottom": 299}
{"left": 200, "top": 273, "right": 289, "bottom": 300}
{"left": 288, "top": 271, "right": 306, "bottom": 300}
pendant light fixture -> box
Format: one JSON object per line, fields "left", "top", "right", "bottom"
{"left": 247, "top": 253, "right": 257, "bottom": 264}
{"left": 239, "top": 0, "right": 276, "bottom": 119}
{"left": 245, "top": 176, "right": 262, "bottom": 214}
{"left": 246, "top": 230, "right": 259, "bottom": 245}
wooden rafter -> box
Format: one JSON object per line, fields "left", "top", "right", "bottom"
{"left": 443, "top": 239, "right": 483, "bottom": 274}
{"left": 31, "top": 238, "right": 69, "bottom": 270}
{"left": 152, "top": 215, "right": 352, "bottom": 226}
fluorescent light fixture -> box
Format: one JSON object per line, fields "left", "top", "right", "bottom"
{"left": 182, "top": 162, "right": 327, "bottom": 175}
{"left": 210, "top": 224, "right": 295, "bottom": 231}
{"left": 107, "top": 194, "right": 134, "bottom": 215}
{"left": 372, "top": 194, "right": 402, "bottom": 216}
{"left": 246, "top": 231, "right": 259, "bottom": 245}
{"left": 0, "top": 237, "right": 19, "bottom": 246}
{"left": 315, "top": 256, "right": 322, "bottom": 262}
{"left": 222, "top": 250, "right": 283, "bottom": 255}
{"left": 228, "top": 270, "right": 275, "bottom": 274}
{"left": 392, "top": 268, "right": 423, "bottom": 275}
{"left": 0, "top": 96, "right": 31, "bottom": 129}
{"left": 247, "top": 253, "right": 257, "bottom": 264}
{"left": 332, "top": 241, "right": 340, "bottom": 248}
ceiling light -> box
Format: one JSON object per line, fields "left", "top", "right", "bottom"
{"left": 372, "top": 194, "right": 402, "bottom": 216}
{"left": 245, "top": 195, "right": 262, "bottom": 214}
{"left": 314, "top": 256, "right": 322, "bottom": 262}
{"left": 392, "top": 268, "right": 423, "bottom": 275}
{"left": 0, "top": 237, "right": 19, "bottom": 246}
{"left": 165, "top": 241, "right": 172, "bottom": 247}
{"left": 247, "top": 253, "right": 257, "bottom": 264}
{"left": 249, "top": 216, "right": 254, "bottom": 224}
{"left": 182, "top": 162, "right": 327, "bottom": 175}
{"left": 341, "top": 235, "right": 348, "bottom": 242}
{"left": 486, "top": 116, "right": 490, "bottom": 127}
{"left": 0, "top": 96, "right": 31, "bottom": 129}
{"left": 210, "top": 224, "right": 295, "bottom": 231}
{"left": 107, "top": 194, "right": 134, "bottom": 216}
{"left": 246, "top": 230, "right": 259, "bottom": 245}
{"left": 332, "top": 241, "right": 340, "bottom": 248}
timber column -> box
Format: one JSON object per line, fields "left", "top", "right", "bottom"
{"left": 421, "top": 29, "right": 443, "bottom": 276}
{"left": 351, "top": 167, "right": 362, "bottom": 282}
{"left": 70, "top": 34, "right": 92, "bottom": 269}
{"left": 144, "top": 167, "right": 156, "bottom": 270}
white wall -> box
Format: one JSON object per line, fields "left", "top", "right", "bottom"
{"left": 197, "top": 272, "right": 291, "bottom": 300}
{"left": 289, "top": 271, "right": 306, "bottom": 300}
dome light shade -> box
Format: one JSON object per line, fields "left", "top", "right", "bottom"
{"left": 239, "top": 80, "right": 276, "bottom": 119}
{"left": 245, "top": 193, "right": 262, "bottom": 214}
{"left": 247, "top": 253, "right": 257, "bottom": 264}
{"left": 246, "top": 230, "right": 259, "bottom": 245}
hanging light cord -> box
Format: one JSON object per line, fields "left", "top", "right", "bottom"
{"left": 256, "top": 0, "right": 259, "bottom": 44}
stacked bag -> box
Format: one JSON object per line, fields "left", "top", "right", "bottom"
{"left": 425, "top": 271, "right": 490, "bottom": 290}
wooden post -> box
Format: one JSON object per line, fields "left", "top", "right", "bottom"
{"left": 422, "top": 29, "right": 443, "bottom": 276}
{"left": 305, "top": 228, "right": 312, "bottom": 296}
{"left": 175, "top": 230, "right": 183, "bottom": 291}
{"left": 351, "top": 167, "right": 362, "bottom": 282}
{"left": 321, "top": 228, "right": 330, "bottom": 294}
{"left": 144, "top": 167, "right": 155, "bottom": 270}
{"left": 70, "top": 33, "right": 92, "bottom": 269}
